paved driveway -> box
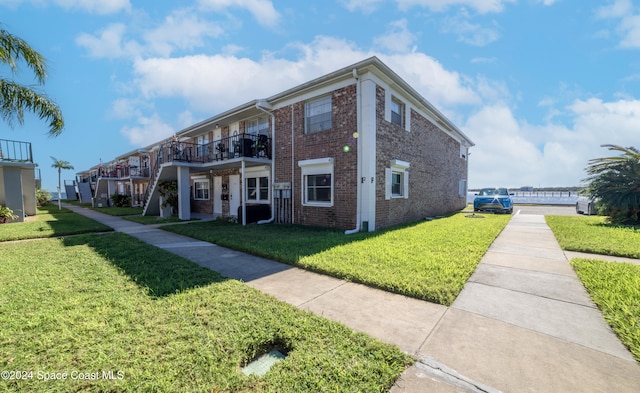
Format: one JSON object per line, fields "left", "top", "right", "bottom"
{"left": 513, "top": 204, "right": 575, "bottom": 216}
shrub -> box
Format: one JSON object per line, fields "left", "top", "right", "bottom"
{"left": 110, "top": 193, "right": 131, "bottom": 208}
{"left": 36, "top": 188, "right": 51, "bottom": 206}
{"left": 0, "top": 205, "right": 18, "bottom": 223}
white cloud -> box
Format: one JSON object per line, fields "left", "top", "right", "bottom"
{"left": 373, "top": 19, "right": 418, "bottom": 53}
{"left": 340, "top": 0, "right": 386, "bottom": 13}
{"left": 197, "top": 0, "right": 281, "bottom": 28}
{"left": 120, "top": 113, "right": 175, "bottom": 146}
{"left": 76, "top": 23, "right": 141, "bottom": 59}
{"left": 0, "top": 0, "right": 131, "bottom": 13}
{"left": 143, "top": 9, "right": 224, "bottom": 57}
{"left": 396, "top": 0, "right": 514, "bottom": 14}
{"left": 441, "top": 9, "right": 500, "bottom": 46}
{"left": 76, "top": 10, "right": 223, "bottom": 59}
{"left": 596, "top": 0, "right": 640, "bottom": 48}
{"left": 465, "top": 98, "right": 640, "bottom": 188}
{"left": 129, "top": 36, "right": 479, "bottom": 115}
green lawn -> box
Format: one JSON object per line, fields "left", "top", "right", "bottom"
{"left": 571, "top": 258, "right": 640, "bottom": 362}
{"left": 546, "top": 215, "right": 640, "bottom": 259}
{"left": 0, "top": 233, "right": 412, "bottom": 392}
{"left": 122, "top": 215, "right": 198, "bottom": 225}
{"left": 62, "top": 200, "right": 144, "bottom": 216}
{"left": 0, "top": 204, "right": 112, "bottom": 241}
{"left": 163, "top": 213, "right": 511, "bottom": 306}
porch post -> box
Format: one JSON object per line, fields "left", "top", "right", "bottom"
{"left": 241, "top": 160, "right": 246, "bottom": 226}
{"left": 177, "top": 166, "right": 191, "bottom": 220}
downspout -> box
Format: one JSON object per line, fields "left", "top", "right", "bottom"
{"left": 290, "top": 104, "right": 294, "bottom": 223}
{"left": 256, "top": 100, "right": 276, "bottom": 224}
{"left": 345, "top": 68, "right": 363, "bottom": 234}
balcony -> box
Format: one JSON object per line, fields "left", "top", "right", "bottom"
{"left": 98, "top": 165, "right": 150, "bottom": 179}
{"left": 158, "top": 133, "right": 272, "bottom": 165}
{"left": 0, "top": 138, "right": 33, "bottom": 163}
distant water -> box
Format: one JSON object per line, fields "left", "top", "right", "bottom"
{"left": 467, "top": 191, "right": 577, "bottom": 205}
{"left": 51, "top": 192, "right": 67, "bottom": 201}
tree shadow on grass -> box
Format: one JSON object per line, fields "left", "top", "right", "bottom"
{"left": 62, "top": 232, "right": 227, "bottom": 298}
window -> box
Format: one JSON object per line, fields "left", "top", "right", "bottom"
{"left": 385, "top": 159, "right": 410, "bottom": 200}
{"left": 305, "top": 95, "right": 332, "bottom": 133}
{"left": 298, "top": 157, "right": 334, "bottom": 207}
{"left": 196, "top": 135, "right": 209, "bottom": 157}
{"left": 306, "top": 174, "right": 332, "bottom": 203}
{"left": 391, "top": 97, "right": 405, "bottom": 128}
{"left": 194, "top": 180, "right": 210, "bottom": 200}
{"left": 247, "top": 116, "right": 269, "bottom": 135}
{"left": 459, "top": 179, "right": 467, "bottom": 197}
{"left": 247, "top": 176, "right": 269, "bottom": 202}
{"left": 391, "top": 171, "right": 403, "bottom": 197}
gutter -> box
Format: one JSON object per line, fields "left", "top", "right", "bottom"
{"left": 256, "top": 100, "right": 276, "bottom": 225}
{"left": 345, "top": 68, "right": 363, "bottom": 235}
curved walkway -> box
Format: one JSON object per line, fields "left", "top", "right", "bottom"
{"left": 62, "top": 204, "right": 640, "bottom": 392}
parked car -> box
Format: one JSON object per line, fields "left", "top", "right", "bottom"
{"left": 474, "top": 188, "right": 514, "bottom": 214}
{"left": 576, "top": 195, "right": 596, "bottom": 215}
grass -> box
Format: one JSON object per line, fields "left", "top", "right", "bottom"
{"left": 90, "top": 206, "right": 144, "bottom": 216}
{"left": 62, "top": 200, "right": 144, "bottom": 216}
{"left": 546, "top": 215, "right": 640, "bottom": 259}
{"left": 0, "top": 233, "right": 412, "bottom": 392}
{"left": 162, "top": 213, "right": 511, "bottom": 306}
{"left": 0, "top": 204, "right": 112, "bottom": 241}
{"left": 122, "top": 215, "right": 199, "bottom": 225}
{"left": 570, "top": 258, "right": 640, "bottom": 362}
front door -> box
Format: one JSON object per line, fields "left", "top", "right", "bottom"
{"left": 213, "top": 176, "right": 222, "bottom": 215}
{"left": 229, "top": 174, "right": 240, "bottom": 217}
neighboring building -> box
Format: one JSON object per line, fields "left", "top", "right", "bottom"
{"left": 80, "top": 56, "right": 474, "bottom": 231}
{"left": 0, "top": 138, "right": 37, "bottom": 222}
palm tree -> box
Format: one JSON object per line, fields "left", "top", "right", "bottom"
{"left": 51, "top": 156, "right": 73, "bottom": 210}
{"left": 584, "top": 144, "right": 640, "bottom": 224}
{"left": 1, "top": 25, "right": 64, "bottom": 136}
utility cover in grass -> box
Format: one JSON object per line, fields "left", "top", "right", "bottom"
{"left": 242, "top": 349, "right": 286, "bottom": 376}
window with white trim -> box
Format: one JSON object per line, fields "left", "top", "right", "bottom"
{"left": 247, "top": 176, "right": 269, "bottom": 202}
{"left": 298, "top": 158, "right": 334, "bottom": 207}
{"left": 459, "top": 179, "right": 467, "bottom": 197}
{"left": 194, "top": 179, "right": 210, "bottom": 200}
{"left": 391, "top": 96, "right": 405, "bottom": 128}
{"left": 247, "top": 116, "right": 269, "bottom": 135}
{"left": 385, "top": 159, "right": 410, "bottom": 200}
{"left": 196, "top": 135, "right": 209, "bottom": 157}
{"left": 305, "top": 95, "right": 332, "bottom": 133}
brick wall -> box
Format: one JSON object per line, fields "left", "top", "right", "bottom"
{"left": 272, "top": 85, "right": 359, "bottom": 230}
{"left": 375, "top": 85, "right": 468, "bottom": 228}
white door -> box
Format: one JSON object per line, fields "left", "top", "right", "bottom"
{"left": 213, "top": 176, "right": 222, "bottom": 215}
{"left": 229, "top": 174, "right": 240, "bottom": 217}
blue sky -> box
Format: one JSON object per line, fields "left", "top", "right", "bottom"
{"left": 1, "top": 0, "right": 639, "bottom": 192}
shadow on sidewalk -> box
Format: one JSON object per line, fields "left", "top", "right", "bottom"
{"left": 62, "top": 232, "right": 228, "bottom": 298}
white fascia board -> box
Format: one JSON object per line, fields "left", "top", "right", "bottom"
{"left": 390, "top": 159, "right": 410, "bottom": 169}
{"left": 298, "top": 157, "right": 334, "bottom": 167}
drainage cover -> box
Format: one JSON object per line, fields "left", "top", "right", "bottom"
{"left": 241, "top": 349, "right": 286, "bottom": 376}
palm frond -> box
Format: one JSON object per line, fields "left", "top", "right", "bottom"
{"left": 0, "top": 79, "right": 64, "bottom": 136}
{"left": 0, "top": 27, "right": 47, "bottom": 83}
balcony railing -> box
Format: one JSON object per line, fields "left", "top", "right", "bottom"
{"left": 0, "top": 138, "right": 33, "bottom": 163}
{"left": 98, "top": 165, "right": 150, "bottom": 179}
{"left": 158, "top": 133, "right": 272, "bottom": 165}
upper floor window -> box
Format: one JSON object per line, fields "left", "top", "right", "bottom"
{"left": 305, "top": 95, "right": 332, "bottom": 134}
{"left": 247, "top": 116, "right": 269, "bottom": 135}
{"left": 391, "top": 97, "right": 405, "bottom": 128}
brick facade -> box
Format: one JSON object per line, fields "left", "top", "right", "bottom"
{"left": 272, "top": 85, "right": 359, "bottom": 229}
{"left": 375, "top": 86, "right": 468, "bottom": 228}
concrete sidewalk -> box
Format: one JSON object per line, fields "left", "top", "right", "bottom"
{"left": 62, "top": 204, "right": 640, "bottom": 392}
{"left": 392, "top": 213, "right": 640, "bottom": 392}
